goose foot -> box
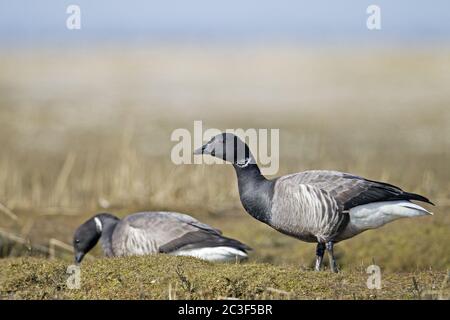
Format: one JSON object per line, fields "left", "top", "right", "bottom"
{"left": 315, "top": 243, "right": 325, "bottom": 271}
{"left": 325, "top": 241, "right": 339, "bottom": 273}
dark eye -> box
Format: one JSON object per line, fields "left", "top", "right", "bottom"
{"left": 75, "top": 239, "right": 80, "bottom": 243}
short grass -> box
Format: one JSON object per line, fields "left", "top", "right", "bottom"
{"left": 0, "top": 256, "right": 448, "bottom": 300}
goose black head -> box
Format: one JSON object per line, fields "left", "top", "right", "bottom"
{"left": 194, "top": 132, "right": 255, "bottom": 167}
{"left": 73, "top": 215, "right": 103, "bottom": 264}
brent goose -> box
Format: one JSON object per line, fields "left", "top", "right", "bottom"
{"left": 73, "top": 211, "right": 250, "bottom": 263}
{"left": 194, "top": 133, "right": 433, "bottom": 272}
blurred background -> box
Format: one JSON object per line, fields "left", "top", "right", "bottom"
{"left": 0, "top": 0, "right": 449, "bottom": 271}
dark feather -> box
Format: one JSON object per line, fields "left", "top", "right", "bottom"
{"left": 159, "top": 230, "right": 251, "bottom": 254}
{"left": 340, "top": 174, "right": 434, "bottom": 209}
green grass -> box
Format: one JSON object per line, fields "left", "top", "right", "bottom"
{"left": 0, "top": 255, "right": 448, "bottom": 300}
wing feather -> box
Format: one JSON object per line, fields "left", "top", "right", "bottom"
{"left": 281, "top": 170, "right": 433, "bottom": 210}
{"left": 112, "top": 212, "right": 249, "bottom": 256}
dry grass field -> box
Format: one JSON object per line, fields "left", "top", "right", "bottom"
{"left": 0, "top": 46, "right": 449, "bottom": 299}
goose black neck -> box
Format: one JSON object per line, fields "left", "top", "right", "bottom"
{"left": 233, "top": 162, "right": 264, "bottom": 180}
{"left": 96, "top": 214, "right": 120, "bottom": 257}
{"left": 232, "top": 163, "right": 274, "bottom": 223}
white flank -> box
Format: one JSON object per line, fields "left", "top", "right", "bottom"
{"left": 348, "top": 200, "right": 432, "bottom": 232}
{"left": 171, "top": 246, "right": 248, "bottom": 262}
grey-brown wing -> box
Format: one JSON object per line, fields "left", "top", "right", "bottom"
{"left": 156, "top": 211, "right": 223, "bottom": 235}
{"left": 112, "top": 212, "right": 248, "bottom": 256}
{"left": 283, "top": 170, "right": 433, "bottom": 210}
{"left": 154, "top": 212, "right": 250, "bottom": 253}
{"left": 158, "top": 230, "right": 250, "bottom": 254}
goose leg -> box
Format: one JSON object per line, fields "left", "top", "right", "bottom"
{"left": 315, "top": 243, "right": 325, "bottom": 271}
{"left": 325, "top": 241, "right": 339, "bottom": 273}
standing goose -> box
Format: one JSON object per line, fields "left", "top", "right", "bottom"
{"left": 194, "top": 133, "right": 433, "bottom": 272}
{"left": 73, "top": 211, "right": 250, "bottom": 263}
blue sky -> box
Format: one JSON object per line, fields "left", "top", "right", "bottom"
{"left": 0, "top": 0, "right": 449, "bottom": 46}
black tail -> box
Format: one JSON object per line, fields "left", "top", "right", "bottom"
{"left": 217, "top": 236, "right": 252, "bottom": 253}
{"left": 404, "top": 192, "right": 435, "bottom": 206}
{"left": 194, "top": 234, "right": 252, "bottom": 253}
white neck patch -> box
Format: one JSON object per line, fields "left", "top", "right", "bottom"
{"left": 236, "top": 157, "right": 251, "bottom": 168}
{"left": 94, "top": 217, "right": 103, "bottom": 233}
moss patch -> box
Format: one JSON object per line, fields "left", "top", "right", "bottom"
{"left": 0, "top": 256, "right": 447, "bottom": 300}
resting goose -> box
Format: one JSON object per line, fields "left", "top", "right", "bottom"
{"left": 194, "top": 133, "right": 433, "bottom": 272}
{"left": 73, "top": 211, "right": 250, "bottom": 263}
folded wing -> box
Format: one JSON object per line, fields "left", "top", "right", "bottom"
{"left": 283, "top": 170, "right": 433, "bottom": 210}
{"left": 112, "top": 211, "right": 250, "bottom": 258}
